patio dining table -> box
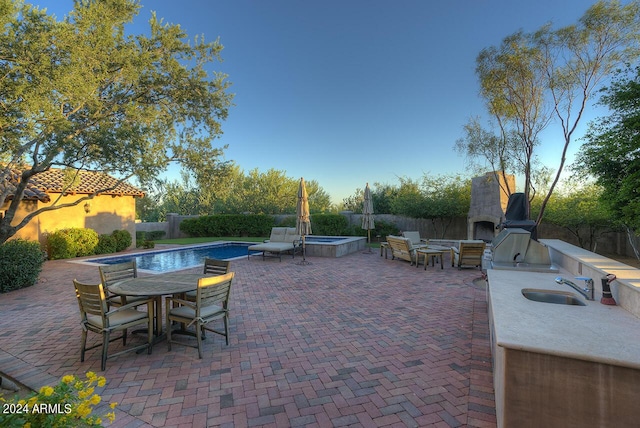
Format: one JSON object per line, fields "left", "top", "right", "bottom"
{"left": 109, "top": 273, "right": 207, "bottom": 338}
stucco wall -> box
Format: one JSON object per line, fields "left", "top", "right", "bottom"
{"left": 4, "top": 194, "right": 137, "bottom": 249}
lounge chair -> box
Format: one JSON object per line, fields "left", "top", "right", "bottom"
{"left": 247, "top": 227, "right": 302, "bottom": 261}
{"left": 402, "top": 231, "right": 428, "bottom": 248}
{"left": 451, "top": 240, "right": 486, "bottom": 270}
{"left": 386, "top": 235, "right": 420, "bottom": 265}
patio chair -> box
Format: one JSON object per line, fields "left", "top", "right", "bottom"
{"left": 402, "top": 231, "right": 428, "bottom": 248}
{"left": 73, "top": 279, "right": 153, "bottom": 371}
{"left": 184, "top": 258, "right": 231, "bottom": 301}
{"left": 166, "top": 272, "right": 234, "bottom": 359}
{"left": 451, "top": 240, "right": 486, "bottom": 270}
{"left": 386, "top": 235, "right": 419, "bottom": 265}
{"left": 99, "top": 261, "right": 149, "bottom": 307}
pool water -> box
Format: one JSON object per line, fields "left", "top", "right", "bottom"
{"left": 88, "top": 243, "right": 251, "bottom": 273}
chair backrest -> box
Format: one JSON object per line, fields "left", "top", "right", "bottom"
{"left": 458, "top": 240, "right": 486, "bottom": 264}
{"left": 386, "top": 235, "right": 414, "bottom": 262}
{"left": 402, "top": 231, "right": 422, "bottom": 246}
{"left": 74, "top": 279, "right": 108, "bottom": 324}
{"left": 99, "top": 260, "right": 137, "bottom": 289}
{"left": 196, "top": 272, "right": 235, "bottom": 313}
{"left": 203, "top": 258, "right": 231, "bottom": 275}
{"left": 269, "top": 227, "right": 288, "bottom": 242}
{"left": 284, "top": 228, "right": 301, "bottom": 243}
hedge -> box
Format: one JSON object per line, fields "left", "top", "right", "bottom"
{"left": 180, "top": 214, "right": 274, "bottom": 237}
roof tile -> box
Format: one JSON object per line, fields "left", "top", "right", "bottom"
{"left": 1, "top": 168, "right": 144, "bottom": 203}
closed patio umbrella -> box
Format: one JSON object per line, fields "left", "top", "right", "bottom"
{"left": 361, "top": 183, "right": 375, "bottom": 253}
{"left": 296, "top": 177, "right": 312, "bottom": 264}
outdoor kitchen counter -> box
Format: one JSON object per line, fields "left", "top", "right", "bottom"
{"left": 487, "top": 268, "right": 640, "bottom": 370}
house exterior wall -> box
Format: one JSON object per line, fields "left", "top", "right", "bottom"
{"left": 4, "top": 194, "right": 137, "bottom": 249}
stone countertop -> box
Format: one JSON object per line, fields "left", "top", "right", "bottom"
{"left": 487, "top": 269, "right": 640, "bottom": 369}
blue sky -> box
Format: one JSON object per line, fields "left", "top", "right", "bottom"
{"left": 36, "top": 0, "right": 615, "bottom": 204}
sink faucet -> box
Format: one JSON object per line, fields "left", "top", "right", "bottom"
{"left": 555, "top": 276, "right": 594, "bottom": 301}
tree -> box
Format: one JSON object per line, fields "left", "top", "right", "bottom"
{"left": 456, "top": 0, "right": 640, "bottom": 223}
{"left": 140, "top": 166, "right": 333, "bottom": 217}
{"left": 0, "top": 0, "right": 233, "bottom": 243}
{"left": 536, "top": 184, "right": 615, "bottom": 251}
{"left": 576, "top": 64, "right": 640, "bottom": 256}
{"left": 421, "top": 174, "right": 471, "bottom": 239}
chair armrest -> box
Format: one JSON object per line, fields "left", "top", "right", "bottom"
{"left": 165, "top": 296, "right": 196, "bottom": 309}
{"left": 107, "top": 298, "right": 154, "bottom": 314}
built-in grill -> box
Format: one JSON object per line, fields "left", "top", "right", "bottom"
{"left": 490, "top": 228, "right": 558, "bottom": 273}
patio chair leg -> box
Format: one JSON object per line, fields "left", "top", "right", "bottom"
{"left": 102, "top": 332, "right": 110, "bottom": 371}
{"left": 196, "top": 322, "right": 203, "bottom": 359}
{"left": 80, "top": 330, "right": 87, "bottom": 362}
{"left": 224, "top": 316, "right": 229, "bottom": 346}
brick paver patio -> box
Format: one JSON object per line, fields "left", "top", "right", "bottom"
{"left": 0, "top": 249, "right": 496, "bottom": 427}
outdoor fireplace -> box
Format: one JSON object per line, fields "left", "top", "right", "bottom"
{"left": 467, "top": 172, "right": 514, "bottom": 240}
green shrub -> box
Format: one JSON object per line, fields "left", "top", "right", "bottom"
{"left": 111, "top": 229, "right": 132, "bottom": 252}
{"left": 373, "top": 219, "right": 400, "bottom": 239}
{"left": 277, "top": 217, "right": 296, "bottom": 227}
{"left": 180, "top": 214, "right": 274, "bottom": 237}
{"left": 95, "top": 234, "right": 117, "bottom": 254}
{"left": 47, "top": 228, "right": 99, "bottom": 259}
{"left": 310, "top": 214, "right": 349, "bottom": 235}
{"left": 146, "top": 230, "right": 166, "bottom": 240}
{"left": 142, "top": 240, "right": 155, "bottom": 249}
{"left": 0, "top": 239, "right": 45, "bottom": 293}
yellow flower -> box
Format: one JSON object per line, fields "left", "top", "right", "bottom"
{"left": 76, "top": 402, "right": 92, "bottom": 418}
{"left": 107, "top": 411, "right": 116, "bottom": 423}
{"left": 110, "top": 402, "right": 118, "bottom": 409}
{"left": 78, "top": 386, "right": 94, "bottom": 399}
{"left": 39, "top": 386, "right": 55, "bottom": 396}
{"left": 28, "top": 396, "right": 38, "bottom": 407}
{"left": 86, "top": 371, "right": 97, "bottom": 381}
{"left": 97, "top": 376, "right": 106, "bottom": 387}
{"left": 24, "top": 423, "right": 31, "bottom": 428}
{"left": 90, "top": 394, "right": 101, "bottom": 405}
{"left": 62, "top": 375, "right": 75, "bottom": 384}
{"left": 74, "top": 381, "right": 84, "bottom": 390}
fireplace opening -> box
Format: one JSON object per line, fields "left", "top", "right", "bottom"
{"left": 474, "top": 221, "right": 496, "bottom": 242}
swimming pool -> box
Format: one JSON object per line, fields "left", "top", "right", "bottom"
{"left": 82, "top": 242, "right": 251, "bottom": 273}
{"left": 77, "top": 236, "right": 367, "bottom": 273}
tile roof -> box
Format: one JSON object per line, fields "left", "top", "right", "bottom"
{"left": 1, "top": 168, "right": 144, "bottom": 203}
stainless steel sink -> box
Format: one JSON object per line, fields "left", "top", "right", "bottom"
{"left": 521, "top": 288, "right": 587, "bottom": 306}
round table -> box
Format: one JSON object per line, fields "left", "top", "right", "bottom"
{"left": 110, "top": 273, "right": 208, "bottom": 337}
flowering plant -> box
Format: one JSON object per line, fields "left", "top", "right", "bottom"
{"left": 0, "top": 372, "right": 117, "bottom": 427}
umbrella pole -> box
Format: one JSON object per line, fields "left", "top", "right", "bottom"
{"left": 296, "top": 235, "right": 311, "bottom": 265}
{"left": 363, "top": 228, "right": 373, "bottom": 254}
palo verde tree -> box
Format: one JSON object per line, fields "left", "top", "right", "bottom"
{"left": 0, "top": 0, "right": 233, "bottom": 243}
{"left": 456, "top": 0, "right": 640, "bottom": 223}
